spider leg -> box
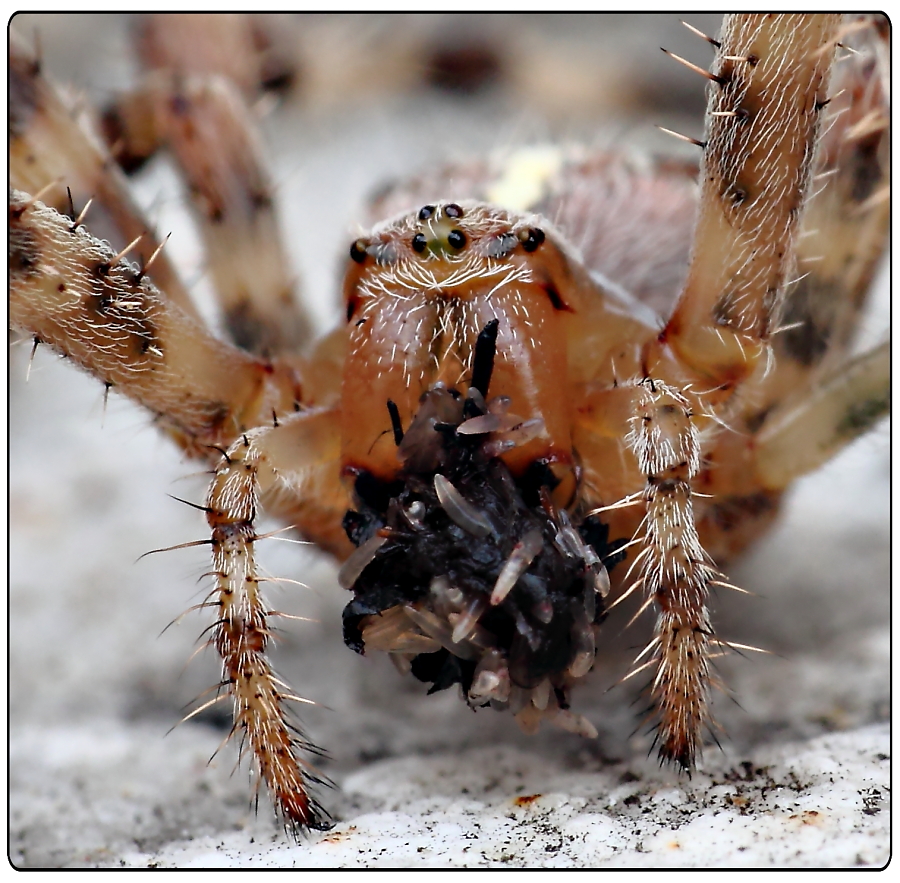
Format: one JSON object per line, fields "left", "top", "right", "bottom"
{"left": 205, "top": 410, "right": 345, "bottom": 834}
{"left": 11, "top": 182, "right": 350, "bottom": 832}
{"left": 747, "top": 15, "right": 890, "bottom": 417}
{"left": 750, "top": 17, "right": 890, "bottom": 490}
{"left": 687, "top": 340, "right": 889, "bottom": 564}
{"left": 117, "top": 14, "right": 295, "bottom": 114}
{"left": 9, "top": 191, "right": 309, "bottom": 457}
{"left": 651, "top": 15, "right": 841, "bottom": 398}
{"left": 626, "top": 379, "right": 715, "bottom": 769}
{"left": 9, "top": 33, "right": 195, "bottom": 316}
{"left": 103, "top": 70, "right": 313, "bottom": 355}
{"left": 754, "top": 340, "right": 888, "bottom": 491}
{"left": 690, "top": 16, "right": 890, "bottom": 559}
{"left": 573, "top": 378, "right": 718, "bottom": 768}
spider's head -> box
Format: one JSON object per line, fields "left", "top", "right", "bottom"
{"left": 339, "top": 201, "right": 581, "bottom": 505}
{"left": 338, "top": 322, "right": 627, "bottom": 735}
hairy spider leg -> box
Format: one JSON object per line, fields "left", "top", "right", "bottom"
{"left": 575, "top": 15, "right": 846, "bottom": 770}
{"left": 685, "top": 15, "right": 890, "bottom": 561}
{"left": 9, "top": 34, "right": 195, "bottom": 315}
{"left": 750, "top": 22, "right": 890, "bottom": 420}
{"left": 650, "top": 15, "right": 842, "bottom": 397}
{"left": 204, "top": 409, "right": 348, "bottom": 833}
{"left": 9, "top": 191, "right": 309, "bottom": 459}
{"left": 103, "top": 71, "right": 313, "bottom": 355}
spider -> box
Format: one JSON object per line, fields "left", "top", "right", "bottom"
{"left": 9, "top": 13, "right": 889, "bottom": 845}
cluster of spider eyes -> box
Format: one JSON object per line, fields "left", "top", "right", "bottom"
{"left": 413, "top": 204, "right": 466, "bottom": 252}
{"left": 349, "top": 203, "right": 546, "bottom": 265}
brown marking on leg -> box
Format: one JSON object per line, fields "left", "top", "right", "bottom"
{"left": 650, "top": 14, "right": 841, "bottom": 394}
{"left": 8, "top": 220, "right": 42, "bottom": 279}
{"left": 9, "top": 191, "right": 309, "bottom": 456}
{"left": 849, "top": 131, "right": 885, "bottom": 204}
{"left": 121, "top": 71, "right": 313, "bottom": 355}
{"left": 778, "top": 276, "right": 841, "bottom": 367}
{"left": 704, "top": 492, "right": 778, "bottom": 534}
{"left": 8, "top": 48, "right": 41, "bottom": 139}
{"left": 9, "top": 35, "right": 198, "bottom": 317}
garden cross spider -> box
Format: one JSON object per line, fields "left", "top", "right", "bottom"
{"left": 9, "top": 13, "right": 889, "bottom": 852}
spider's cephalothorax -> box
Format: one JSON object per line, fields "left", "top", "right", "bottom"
{"left": 340, "top": 200, "right": 585, "bottom": 505}
{"left": 340, "top": 320, "right": 627, "bottom": 736}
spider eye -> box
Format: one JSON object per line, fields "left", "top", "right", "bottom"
{"left": 447, "top": 229, "right": 467, "bottom": 249}
{"left": 350, "top": 239, "right": 369, "bottom": 263}
{"left": 444, "top": 203, "right": 463, "bottom": 219}
{"left": 412, "top": 233, "right": 428, "bottom": 253}
{"left": 517, "top": 227, "right": 545, "bottom": 253}
{"left": 418, "top": 205, "right": 436, "bottom": 220}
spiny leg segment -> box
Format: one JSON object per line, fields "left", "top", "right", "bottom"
{"left": 619, "top": 380, "right": 717, "bottom": 767}
{"left": 10, "top": 184, "right": 348, "bottom": 831}
{"left": 756, "top": 15, "right": 890, "bottom": 417}
{"left": 628, "top": 14, "right": 843, "bottom": 766}
{"left": 205, "top": 419, "right": 343, "bottom": 833}
{"left": 652, "top": 14, "right": 841, "bottom": 396}
{"left": 9, "top": 33, "right": 195, "bottom": 315}
{"left": 8, "top": 191, "right": 306, "bottom": 457}
{"left": 667, "top": 14, "right": 890, "bottom": 561}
